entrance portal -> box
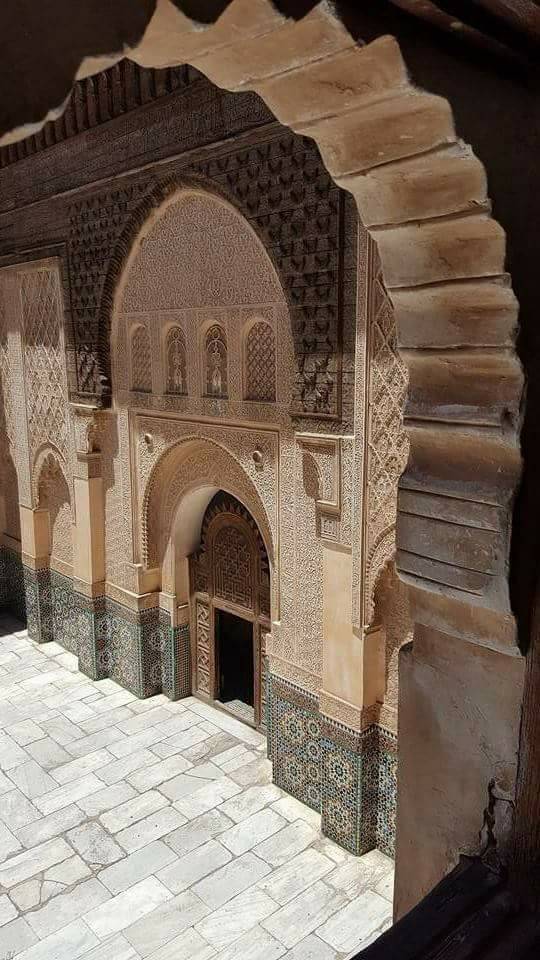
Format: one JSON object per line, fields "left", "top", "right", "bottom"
{"left": 216, "top": 609, "right": 255, "bottom": 723}
{"left": 189, "top": 491, "right": 270, "bottom": 730}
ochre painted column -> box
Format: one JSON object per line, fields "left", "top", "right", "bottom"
{"left": 73, "top": 453, "right": 105, "bottom": 587}
{"left": 71, "top": 409, "right": 107, "bottom": 679}
{"left": 319, "top": 541, "right": 390, "bottom": 855}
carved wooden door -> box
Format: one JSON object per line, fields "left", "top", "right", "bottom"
{"left": 189, "top": 492, "right": 270, "bottom": 730}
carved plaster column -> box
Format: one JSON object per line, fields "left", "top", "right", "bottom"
{"left": 71, "top": 405, "right": 107, "bottom": 679}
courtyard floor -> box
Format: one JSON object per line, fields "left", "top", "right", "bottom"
{"left": 0, "top": 614, "right": 393, "bottom": 960}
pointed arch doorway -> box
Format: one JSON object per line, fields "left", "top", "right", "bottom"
{"left": 189, "top": 491, "right": 271, "bottom": 730}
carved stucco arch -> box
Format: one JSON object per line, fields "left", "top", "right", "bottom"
{"left": 108, "top": 179, "right": 288, "bottom": 367}
{"left": 142, "top": 436, "right": 276, "bottom": 602}
{"left": 120, "top": 0, "right": 522, "bottom": 656}
{"left": 31, "top": 442, "right": 71, "bottom": 512}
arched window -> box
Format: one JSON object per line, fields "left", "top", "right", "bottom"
{"left": 165, "top": 326, "right": 187, "bottom": 395}
{"left": 130, "top": 325, "right": 152, "bottom": 392}
{"left": 245, "top": 321, "right": 276, "bottom": 402}
{"left": 37, "top": 455, "right": 72, "bottom": 566}
{"left": 1, "top": 452, "right": 20, "bottom": 542}
{"left": 204, "top": 325, "right": 227, "bottom": 398}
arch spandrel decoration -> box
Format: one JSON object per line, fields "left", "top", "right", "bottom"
{"left": 110, "top": 184, "right": 294, "bottom": 416}
{"left": 141, "top": 436, "right": 275, "bottom": 586}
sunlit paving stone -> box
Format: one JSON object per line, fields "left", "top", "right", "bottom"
{"left": 0, "top": 619, "right": 394, "bottom": 959}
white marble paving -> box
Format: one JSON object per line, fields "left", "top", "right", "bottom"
{"left": 0, "top": 617, "right": 394, "bottom": 960}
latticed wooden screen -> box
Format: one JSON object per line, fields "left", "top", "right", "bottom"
{"left": 213, "top": 525, "right": 253, "bottom": 609}
{"left": 245, "top": 321, "right": 276, "bottom": 402}
{"left": 130, "top": 325, "right": 152, "bottom": 392}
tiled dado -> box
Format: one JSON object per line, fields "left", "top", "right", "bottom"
{"left": 267, "top": 673, "right": 398, "bottom": 858}
{"left": 1, "top": 556, "right": 191, "bottom": 701}
{"left": 0, "top": 546, "right": 26, "bottom": 622}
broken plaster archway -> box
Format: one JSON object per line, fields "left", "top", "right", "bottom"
{"left": 0, "top": 0, "right": 526, "bottom": 915}
{"left": 89, "top": 0, "right": 522, "bottom": 662}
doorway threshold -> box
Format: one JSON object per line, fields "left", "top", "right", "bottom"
{"left": 222, "top": 698, "right": 255, "bottom": 726}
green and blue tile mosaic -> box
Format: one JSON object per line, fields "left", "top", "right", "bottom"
{"left": 1, "top": 556, "right": 191, "bottom": 702}
{"left": 268, "top": 671, "right": 397, "bottom": 858}
{"left": 0, "top": 546, "right": 26, "bottom": 622}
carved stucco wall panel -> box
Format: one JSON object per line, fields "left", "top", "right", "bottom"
{"left": 0, "top": 260, "right": 77, "bottom": 519}
{"left": 120, "top": 191, "right": 283, "bottom": 314}
{"left": 0, "top": 6, "right": 522, "bottom": 663}
{"left": 125, "top": 0, "right": 522, "bottom": 657}
{"left": 0, "top": 96, "right": 408, "bottom": 737}
{"left": 138, "top": 421, "right": 278, "bottom": 567}
{"left": 0, "top": 286, "right": 14, "bottom": 450}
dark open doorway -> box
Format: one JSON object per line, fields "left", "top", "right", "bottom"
{"left": 216, "top": 608, "right": 254, "bottom": 723}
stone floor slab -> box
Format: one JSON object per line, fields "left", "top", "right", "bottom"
{"left": 24, "top": 737, "right": 72, "bottom": 770}
{"left": 0, "top": 788, "right": 41, "bottom": 832}
{"left": 79, "top": 933, "right": 140, "bottom": 960}
{"left": 35, "top": 772, "right": 104, "bottom": 814}
{"left": 84, "top": 876, "right": 172, "bottom": 940}
{"left": 162, "top": 808, "right": 234, "bottom": 857}
{"left": 67, "top": 821, "right": 125, "bottom": 866}
{"left": 0, "top": 819, "right": 23, "bottom": 862}
{"left": 0, "top": 916, "right": 38, "bottom": 955}
{"left": 220, "top": 808, "right": 287, "bottom": 856}
{"left": 99, "top": 839, "right": 177, "bottom": 895}
{"left": 115, "top": 806, "right": 187, "bottom": 854}
{"left": 25, "top": 876, "right": 111, "bottom": 939}
{"left": 0, "top": 893, "right": 17, "bottom": 927}
{"left": 262, "top": 881, "right": 347, "bottom": 949}
{"left": 173, "top": 776, "right": 241, "bottom": 820}
{"left": 0, "top": 836, "right": 72, "bottom": 888}
{"left": 214, "top": 924, "right": 286, "bottom": 960}
{"left": 16, "top": 917, "right": 99, "bottom": 960}
{"left": 145, "top": 925, "right": 215, "bottom": 960}
{"left": 316, "top": 890, "right": 392, "bottom": 954}
{"left": 258, "top": 848, "right": 335, "bottom": 906}
{"left": 16, "top": 803, "right": 86, "bottom": 848}
{"left": 0, "top": 621, "right": 394, "bottom": 960}
{"left": 8, "top": 759, "right": 57, "bottom": 799}
{"left": 124, "top": 888, "right": 209, "bottom": 957}
{"left": 195, "top": 886, "right": 278, "bottom": 949}
{"left": 77, "top": 781, "right": 137, "bottom": 817}
{"left": 254, "top": 820, "right": 319, "bottom": 868}
{"left": 157, "top": 838, "right": 232, "bottom": 893}
{"left": 193, "top": 851, "right": 271, "bottom": 910}
{"left": 100, "top": 790, "right": 168, "bottom": 833}
{"left": 5, "top": 719, "right": 46, "bottom": 746}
